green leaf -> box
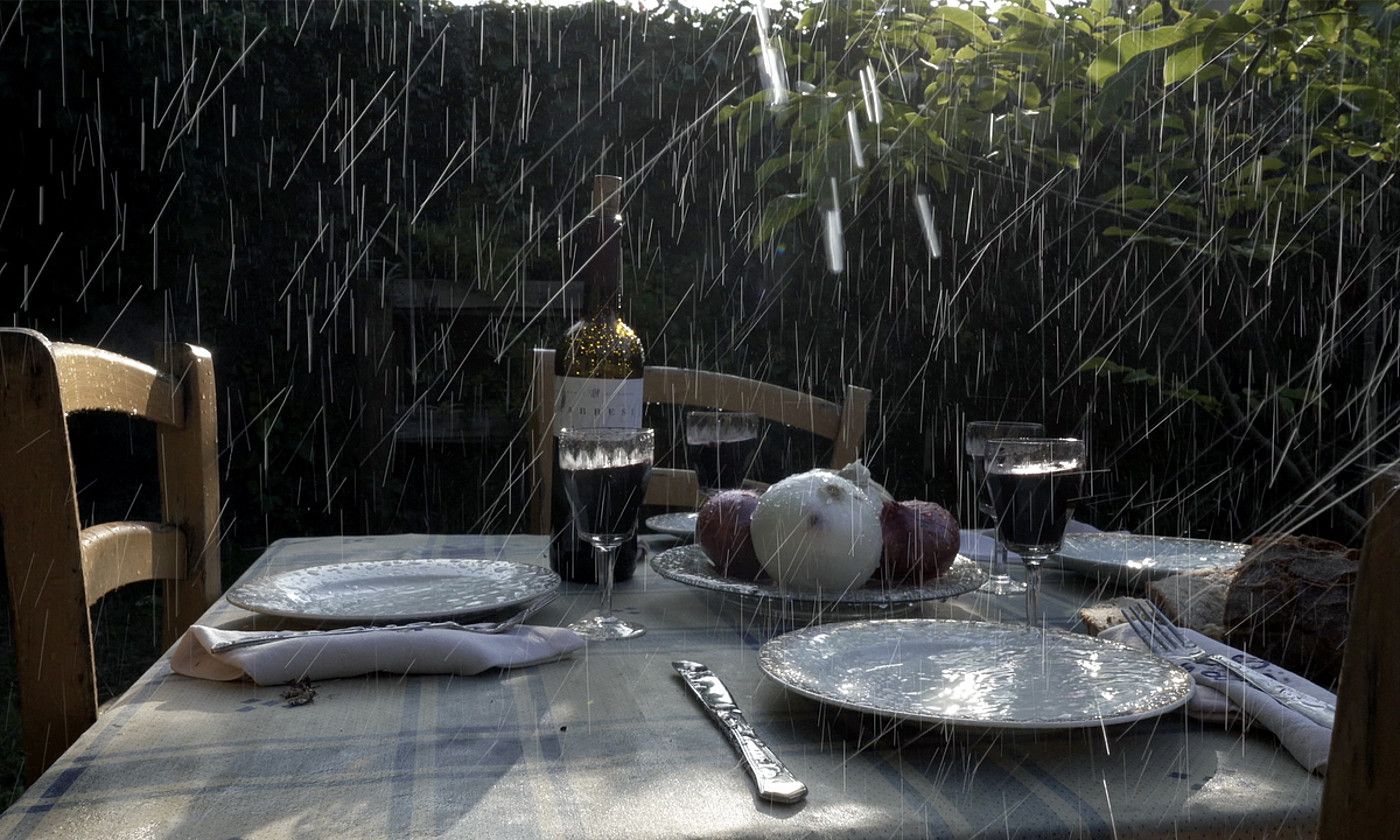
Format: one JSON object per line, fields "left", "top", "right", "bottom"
{"left": 1078, "top": 356, "right": 1132, "bottom": 375}
{"left": 753, "top": 193, "right": 815, "bottom": 247}
{"left": 1163, "top": 42, "right": 1206, "bottom": 85}
{"left": 1089, "top": 25, "right": 1189, "bottom": 85}
{"left": 926, "top": 6, "right": 994, "bottom": 45}
{"left": 755, "top": 153, "right": 795, "bottom": 189}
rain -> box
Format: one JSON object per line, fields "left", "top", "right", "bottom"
{"left": 0, "top": 0, "right": 1396, "bottom": 834}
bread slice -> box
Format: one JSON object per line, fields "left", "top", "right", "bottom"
{"left": 1147, "top": 568, "right": 1233, "bottom": 639}
{"left": 1078, "top": 596, "right": 1142, "bottom": 636}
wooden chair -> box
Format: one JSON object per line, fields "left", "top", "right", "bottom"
{"left": 1319, "top": 464, "right": 1399, "bottom": 837}
{"left": 525, "top": 347, "right": 872, "bottom": 534}
{"left": 0, "top": 329, "right": 221, "bottom": 783}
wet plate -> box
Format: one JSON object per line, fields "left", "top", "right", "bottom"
{"left": 760, "top": 619, "right": 1194, "bottom": 730}
{"left": 646, "top": 511, "right": 698, "bottom": 538}
{"left": 227, "top": 558, "right": 561, "bottom": 622}
{"left": 650, "top": 544, "right": 986, "bottom": 621}
{"left": 1052, "top": 533, "right": 1249, "bottom": 586}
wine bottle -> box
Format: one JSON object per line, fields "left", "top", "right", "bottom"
{"left": 550, "top": 175, "right": 645, "bottom": 583}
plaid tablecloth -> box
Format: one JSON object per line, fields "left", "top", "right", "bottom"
{"left": 1, "top": 534, "right": 1321, "bottom": 838}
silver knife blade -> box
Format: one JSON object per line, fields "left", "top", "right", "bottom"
{"left": 672, "top": 660, "right": 808, "bottom": 804}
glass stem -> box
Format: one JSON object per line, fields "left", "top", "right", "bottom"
{"left": 1024, "top": 558, "right": 1043, "bottom": 629}
{"left": 596, "top": 544, "right": 617, "bottom": 616}
{"left": 990, "top": 537, "right": 1010, "bottom": 582}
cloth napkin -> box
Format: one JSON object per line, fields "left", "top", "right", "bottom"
{"left": 171, "top": 623, "right": 585, "bottom": 686}
{"left": 1099, "top": 622, "right": 1334, "bottom": 775}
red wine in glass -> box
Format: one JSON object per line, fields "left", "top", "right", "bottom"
{"left": 562, "top": 461, "right": 653, "bottom": 544}
{"left": 685, "top": 411, "right": 759, "bottom": 496}
{"left": 557, "top": 427, "right": 654, "bottom": 642}
{"left": 985, "top": 438, "right": 1086, "bottom": 629}
{"left": 986, "top": 466, "right": 1082, "bottom": 555}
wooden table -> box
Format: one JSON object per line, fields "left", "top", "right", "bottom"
{"left": 0, "top": 534, "right": 1322, "bottom": 838}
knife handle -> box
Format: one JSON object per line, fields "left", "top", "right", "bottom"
{"left": 1205, "top": 653, "right": 1336, "bottom": 729}
{"left": 708, "top": 705, "right": 808, "bottom": 804}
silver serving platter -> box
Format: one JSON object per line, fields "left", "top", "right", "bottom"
{"left": 646, "top": 511, "right": 698, "bottom": 538}
{"left": 760, "top": 619, "right": 1194, "bottom": 730}
{"left": 650, "top": 544, "right": 987, "bottom": 617}
{"left": 226, "top": 558, "right": 561, "bottom": 623}
{"left": 1052, "top": 533, "right": 1248, "bottom": 586}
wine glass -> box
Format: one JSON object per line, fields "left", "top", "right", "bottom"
{"left": 964, "top": 421, "right": 1043, "bottom": 595}
{"left": 557, "top": 427, "right": 655, "bottom": 641}
{"left": 984, "top": 437, "right": 1086, "bottom": 629}
{"left": 685, "top": 411, "right": 760, "bottom": 498}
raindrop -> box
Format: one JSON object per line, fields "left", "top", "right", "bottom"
{"left": 846, "top": 110, "right": 866, "bottom": 170}
{"left": 915, "top": 186, "right": 942, "bottom": 260}
{"left": 823, "top": 178, "right": 844, "bottom": 275}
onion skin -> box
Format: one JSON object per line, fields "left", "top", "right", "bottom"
{"left": 696, "top": 489, "right": 764, "bottom": 579}
{"left": 751, "top": 471, "right": 883, "bottom": 593}
{"left": 880, "top": 500, "right": 960, "bottom": 584}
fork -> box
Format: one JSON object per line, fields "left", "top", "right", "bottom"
{"left": 209, "top": 591, "right": 560, "bottom": 653}
{"left": 1121, "top": 600, "right": 1335, "bottom": 729}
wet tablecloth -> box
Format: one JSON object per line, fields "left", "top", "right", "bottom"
{"left": 0, "top": 534, "right": 1322, "bottom": 838}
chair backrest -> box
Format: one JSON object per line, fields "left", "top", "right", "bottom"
{"left": 0, "top": 329, "right": 221, "bottom": 783}
{"left": 1319, "top": 464, "right": 1399, "bottom": 837}
{"left": 526, "top": 347, "right": 872, "bottom": 535}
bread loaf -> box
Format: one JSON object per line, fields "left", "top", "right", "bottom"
{"left": 1223, "top": 534, "right": 1358, "bottom": 689}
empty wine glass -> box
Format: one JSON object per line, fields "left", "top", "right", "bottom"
{"left": 558, "top": 427, "right": 655, "bottom": 641}
{"left": 984, "top": 437, "right": 1086, "bottom": 629}
{"left": 964, "top": 420, "right": 1043, "bottom": 595}
{"left": 685, "top": 410, "right": 760, "bottom": 498}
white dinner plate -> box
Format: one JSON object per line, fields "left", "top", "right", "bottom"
{"left": 646, "top": 511, "right": 698, "bottom": 538}
{"left": 759, "top": 619, "right": 1194, "bottom": 729}
{"left": 650, "top": 544, "right": 987, "bottom": 617}
{"left": 1052, "top": 533, "right": 1248, "bottom": 586}
{"left": 226, "top": 558, "right": 561, "bottom": 622}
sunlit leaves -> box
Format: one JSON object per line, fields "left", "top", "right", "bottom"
{"left": 923, "top": 6, "right": 994, "bottom": 46}
{"left": 1162, "top": 43, "right": 1206, "bottom": 85}
{"left": 1087, "top": 25, "right": 1190, "bottom": 85}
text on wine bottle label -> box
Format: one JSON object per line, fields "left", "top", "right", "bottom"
{"left": 555, "top": 377, "right": 643, "bottom": 432}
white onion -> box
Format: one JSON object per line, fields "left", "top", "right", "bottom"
{"left": 750, "top": 470, "right": 882, "bottom": 593}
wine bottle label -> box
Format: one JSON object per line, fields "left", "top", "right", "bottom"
{"left": 555, "top": 377, "right": 643, "bottom": 432}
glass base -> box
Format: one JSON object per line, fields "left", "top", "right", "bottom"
{"left": 977, "top": 575, "right": 1027, "bottom": 596}
{"left": 569, "top": 613, "right": 646, "bottom": 641}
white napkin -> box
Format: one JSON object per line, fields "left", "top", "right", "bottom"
{"left": 1100, "top": 623, "right": 1334, "bottom": 775}
{"left": 171, "top": 623, "right": 585, "bottom": 686}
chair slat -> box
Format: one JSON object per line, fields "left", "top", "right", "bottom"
{"left": 642, "top": 366, "right": 843, "bottom": 438}
{"left": 52, "top": 343, "right": 184, "bottom": 427}
{"left": 155, "top": 343, "right": 221, "bottom": 647}
{"left": 647, "top": 468, "right": 700, "bottom": 509}
{"left": 527, "top": 348, "right": 870, "bottom": 533}
{"left": 79, "top": 522, "right": 186, "bottom": 606}
{"left": 528, "top": 348, "right": 558, "bottom": 536}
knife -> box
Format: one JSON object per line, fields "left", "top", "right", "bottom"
{"left": 672, "top": 660, "right": 808, "bottom": 804}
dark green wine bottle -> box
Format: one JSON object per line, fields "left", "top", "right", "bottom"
{"left": 549, "top": 175, "right": 644, "bottom": 583}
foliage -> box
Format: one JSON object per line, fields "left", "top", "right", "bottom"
{"left": 721, "top": 0, "right": 1399, "bottom": 535}
{"left": 729, "top": 0, "right": 1398, "bottom": 254}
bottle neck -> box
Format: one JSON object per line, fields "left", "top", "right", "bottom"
{"left": 582, "top": 212, "right": 623, "bottom": 320}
